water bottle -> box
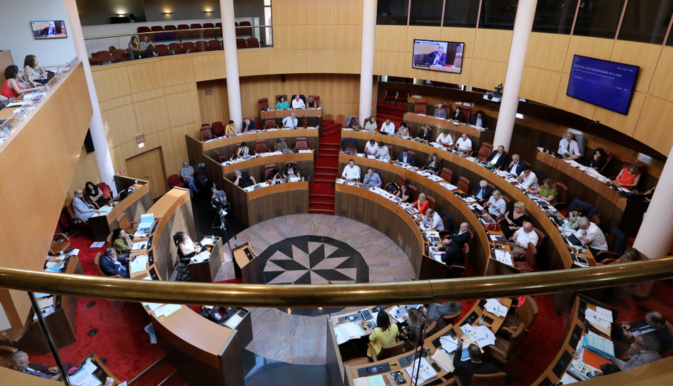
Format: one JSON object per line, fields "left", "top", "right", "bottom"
{"left": 59, "top": 249, "right": 64, "bottom": 260}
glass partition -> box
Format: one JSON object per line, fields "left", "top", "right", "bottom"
{"left": 479, "top": 0, "right": 519, "bottom": 30}
{"left": 377, "top": 0, "right": 410, "bottom": 25}
{"left": 409, "top": 0, "right": 444, "bottom": 26}
{"left": 573, "top": 0, "right": 626, "bottom": 39}
{"left": 618, "top": 0, "right": 673, "bottom": 44}
{"left": 443, "top": 0, "right": 480, "bottom": 28}
{"left": 532, "top": 0, "right": 579, "bottom": 34}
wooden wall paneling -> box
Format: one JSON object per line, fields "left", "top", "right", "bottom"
{"left": 330, "top": 25, "right": 362, "bottom": 50}
{"left": 125, "top": 61, "right": 165, "bottom": 94}
{"left": 134, "top": 96, "right": 171, "bottom": 134}
{"left": 173, "top": 123, "right": 200, "bottom": 161}
{"left": 66, "top": 148, "right": 100, "bottom": 202}
{"left": 272, "top": 25, "right": 292, "bottom": 50}
{"left": 91, "top": 66, "right": 132, "bottom": 102}
{"left": 197, "top": 80, "right": 227, "bottom": 124}
{"left": 166, "top": 90, "right": 200, "bottom": 128}
{"left": 440, "top": 27, "right": 477, "bottom": 59}
{"left": 236, "top": 51, "right": 269, "bottom": 78}
{"left": 99, "top": 95, "right": 134, "bottom": 112}
{"left": 374, "top": 51, "right": 408, "bottom": 77}
{"left": 240, "top": 77, "right": 268, "bottom": 108}
{"left": 145, "top": 129, "right": 176, "bottom": 162}
{"left": 193, "top": 52, "right": 226, "bottom": 82}
{"left": 473, "top": 29, "right": 512, "bottom": 62}
{"left": 406, "top": 26, "right": 442, "bottom": 53}
{"left": 468, "top": 59, "right": 507, "bottom": 91}
{"left": 633, "top": 95, "right": 673, "bottom": 156}
{"left": 593, "top": 92, "right": 646, "bottom": 137}
{"left": 553, "top": 73, "right": 597, "bottom": 119}
{"left": 109, "top": 141, "right": 140, "bottom": 175}
{"left": 524, "top": 33, "right": 570, "bottom": 72}
{"left": 609, "top": 41, "right": 662, "bottom": 94}
{"left": 519, "top": 67, "right": 562, "bottom": 106}
{"left": 271, "top": 0, "right": 293, "bottom": 26}
{"left": 648, "top": 46, "right": 673, "bottom": 103}
{"left": 562, "top": 36, "right": 615, "bottom": 74}
{"left": 330, "top": 0, "right": 363, "bottom": 25}
{"left": 375, "top": 25, "right": 408, "bottom": 52}
{"left": 101, "top": 103, "right": 139, "bottom": 148}
{"left": 131, "top": 88, "right": 166, "bottom": 103}
{"left": 126, "top": 147, "right": 168, "bottom": 198}
{"left": 161, "top": 56, "right": 197, "bottom": 87}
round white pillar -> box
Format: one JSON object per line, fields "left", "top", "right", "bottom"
{"left": 219, "top": 0, "right": 243, "bottom": 126}
{"left": 493, "top": 0, "right": 538, "bottom": 151}
{"left": 359, "top": 0, "right": 377, "bottom": 126}
{"left": 64, "top": 0, "right": 117, "bottom": 195}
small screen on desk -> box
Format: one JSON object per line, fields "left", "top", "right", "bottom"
{"left": 569, "top": 324, "right": 583, "bottom": 349}
{"left": 553, "top": 351, "right": 573, "bottom": 377}
{"left": 149, "top": 267, "right": 159, "bottom": 280}
{"left": 151, "top": 221, "right": 159, "bottom": 233}
{"left": 147, "top": 236, "right": 153, "bottom": 249}
{"left": 148, "top": 250, "right": 154, "bottom": 265}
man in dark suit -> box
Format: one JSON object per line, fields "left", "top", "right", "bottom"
{"left": 427, "top": 45, "right": 446, "bottom": 67}
{"left": 100, "top": 247, "right": 132, "bottom": 278}
{"left": 486, "top": 145, "right": 508, "bottom": 170}
{"left": 468, "top": 110, "right": 489, "bottom": 129}
{"left": 613, "top": 311, "right": 673, "bottom": 355}
{"left": 507, "top": 154, "right": 528, "bottom": 176}
{"left": 471, "top": 180, "right": 493, "bottom": 205}
{"left": 396, "top": 148, "right": 415, "bottom": 166}
{"left": 454, "top": 340, "right": 501, "bottom": 386}
{"left": 440, "top": 223, "right": 471, "bottom": 268}
{"left": 10, "top": 351, "right": 60, "bottom": 379}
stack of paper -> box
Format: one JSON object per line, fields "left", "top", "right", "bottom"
{"left": 583, "top": 334, "right": 615, "bottom": 359}
{"left": 390, "top": 306, "right": 408, "bottom": 323}
{"left": 484, "top": 299, "right": 508, "bottom": 317}
{"left": 154, "top": 304, "right": 182, "bottom": 318}
{"left": 353, "top": 375, "right": 385, "bottom": 386}
{"left": 224, "top": 313, "right": 243, "bottom": 329}
{"left": 585, "top": 308, "right": 612, "bottom": 334}
{"left": 68, "top": 359, "right": 101, "bottom": 386}
{"left": 138, "top": 213, "right": 155, "bottom": 232}
{"left": 334, "top": 322, "right": 365, "bottom": 345}
{"left": 474, "top": 325, "right": 496, "bottom": 347}
{"left": 431, "top": 349, "right": 455, "bottom": 373}
{"left": 405, "top": 358, "right": 437, "bottom": 384}
{"left": 191, "top": 251, "right": 211, "bottom": 263}
{"left": 440, "top": 336, "right": 460, "bottom": 353}
{"left": 130, "top": 255, "right": 149, "bottom": 274}
{"left": 132, "top": 241, "right": 148, "bottom": 251}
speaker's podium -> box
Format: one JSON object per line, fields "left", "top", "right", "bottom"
{"left": 232, "top": 243, "right": 259, "bottom": 284}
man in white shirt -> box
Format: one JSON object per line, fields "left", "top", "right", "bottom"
{"left": 455, "top": 133, "right": 472, "bottom": 152}
{"left": 574, "top": 217, "right": 608, "bottom": 256}
{"left": 282, "top": 112, "right": 298, "bottom": 129}
{"left": 342, "top": 159, "right": 361, "bottom": 182}
{"left": 509, "top": 221, "right": 539, "bottom": 256}
{"left": 380, "top": 119, "right": 395, "bottom": 135}
{"left": 423, "top": 209, "right": 444, "bottom": 231}
{"left": 364, "top": 139, "right": 379, "bottom": 156}
{"left": 508, "top": 154, "right": 527, "bottom": 176}
{"left": 291, "top": 95, "right": 305, "bottom": 109}
{"left": 485, "top": 190, "right": 506, "bottom": 217}
{"left": 375, "top": 142, "right": 390, "bottom": 161}
{"left": 436, "top": 131, "right": 453, "bottom": 147}
{"left": 558, "top": 132, "right": 581, "bottom": 160}
{"left": 517, "top": 169, "right": 539, "bottom": 190}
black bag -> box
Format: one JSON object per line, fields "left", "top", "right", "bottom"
{"left": 386, "top": 183, "right": 399, "bottom": 194}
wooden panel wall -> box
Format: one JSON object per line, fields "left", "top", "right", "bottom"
{"left": 66, "top": 147, "right": 100, "bottom": 203}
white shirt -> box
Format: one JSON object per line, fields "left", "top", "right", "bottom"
{"left": 365, "top": 142, "right": 379, "bottom": 155}
{"left": 509, "top": 162, "right": 524, "bottom": 176}
{"left": 376, "top": 146, "right": 390, "bottom": 161}
{"left": 436, "top": 132, "right": 454, "bottom": 146}
{"left": 475, "top": 117, "right": 484, "bottom": 128}
{"left": 558, "top": 138, "right": 580, "bottom": 156}
{"left": 487, "top": 196, "right": 506, "bottom": 217}
{"left": 424, "top": 211, "right": 444, "bottom": 231}
{"left": 575, "top": 223, "right": 608, "bottom": 251}
{"left": 292, "top": 98, "right": 305, "bottom": 109}
{"left": 514, "top": 228, "right": 539, "bottom": 247}
{"left": 456, "top": 137, "right": 471, "bottom": 151}
{"left": 489, "top": 152, "right": 503, "bottom": 166}
{"left": 380, "top": 122, "right": 395, "bottom": 135}
{"left": 364, "top": 121, "right": 377, "bottom": 131}
{"left": 282, "top": 116, "right": 298, "bottom": 128}
{"left": 342, "top": 165, "right": 361, "bottom": 181}
{"left": 518, "top": 171, "right": 539, "bottom": 190}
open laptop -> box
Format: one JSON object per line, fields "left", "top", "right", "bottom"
{"left": 567, "top": 233, "right": 583, "bottom": 246}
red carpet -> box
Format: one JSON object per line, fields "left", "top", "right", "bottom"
{"left": 376, "top": 102, "right": 407, "bottom": 128}
{"left": 310, "top": 120, "right": 341, "bottom": 214}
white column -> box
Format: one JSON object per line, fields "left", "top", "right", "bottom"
{"left": 220, "top": 0, "right": 242, "bottom": 126}
{"left": 359, "top": 0, "right": 377, "bottom": 126}
{"left": 64, "top": 0, "right": 117, "bottom": 195}
{"left": 492, "top": 0, "right": 538, "bottom": 151}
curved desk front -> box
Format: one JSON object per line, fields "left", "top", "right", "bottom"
{"left": 403, "top": 112, "right": 495, "bottom": 146}
{"left": 187, "top": 127, "right": 320, "bottom": 153}
{"left": 88, "top": 177, "right": 152, "bottom": 241}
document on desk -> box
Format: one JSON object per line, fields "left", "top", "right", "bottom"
{"left": 154, "top": 304, "right": 182, "bottom": 318}
{"left": 130, "top": 255, "right": 149, "bottom": 274}
{"left": 432, "top": 349, "right": 455, "bottom": 373}
{"left": 132, "top": 241, "right": 147, "bottom": 250}
{"left": 224, "top": 313, "right": 243, "bottom": 329}
{"left": 583, "top": 334, "right": 615, "bottom": 359}
{"left": 90, "top": 241, "right": 105, "bottom": 249}
{"left": 484, "top": 299, "right": 508, "bottom": 317}
{"left": 334, "top": 322, "right": 365, "bottom": 345}
{"left": 405, "top": 358, "right": 437, "bottom": 384}
{"left": 142, "top": 302, "right": 163, "bottom": 311}
{"left": 585, "top": 309, "right": 611, "bottom": 333}
{"left": 475, "top": 325, "right": 496, "bottom": 347}
{"left": 68, "top": 359, "right": 101, "bottom": 386}
{"left": 595, "top": 306, "right": 613, "bottom": 322}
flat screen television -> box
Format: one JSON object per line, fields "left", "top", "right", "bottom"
{"left": 30, "top": 20, "right": 67, "bottom": 40}
{"left": 567, "top": 55, "right": 639, "bottom": 115}
{"left": 412, "top": 39, "right": 464, "bottom": 74}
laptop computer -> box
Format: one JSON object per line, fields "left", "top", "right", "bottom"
{"left": 567, "top": 233, "right": 583, "bottom": 246}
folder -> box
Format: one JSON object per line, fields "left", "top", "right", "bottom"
{"left": 582, "top": 349, "right": 611, "bottom": 369}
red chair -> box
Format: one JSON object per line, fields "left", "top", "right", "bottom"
{"left": 177, "top": 24, "right": 190, "bottom": 39}
{"left": 264, "top": 164, "right": 277, "bottom": 179}
{"left": 258, "top": 98, "right": 269, "bottom": 110}
{"left": 384, "top": 89, "right": 397, "bottom": 103}
{"left": 295, "top": 137, "right": 308, "bottom": 151}
{"left": 155, "top": 44, "right": 170, "bottom": 56}
{"left": 472, "top": 142, "right": 493, "bottom": 162}
{"left": 208, "top": 40, "right": 222, "bottom": 50}
{"left": 196, "top": 41, "right": 208, "bottom": 52}
{"left": 396, "top": 90, "right": 409, "bottom": 103}
{"left": 182, "top": 42, "right": 196, "bottom": 53}
{"left": 94, "top": 51, "right": 113, "bottom": 64}
{"left": 255, "top": 140, "right": 269, "bottom": 154}
{"left": 236, "top": 39, "right": 247, "bottom": 49}
{"left": 216, "top": 22, "right": 223, "bottom": 37}
{"left": 440, "top": 167, "right": 453, "bottom": 183}
{"left": 212, "top": 121, "right": 225, "bottom": 137}
{"left": 137, "top": 26, "right": 151, "bottom": 34}
{"left": 235, "top": 22, "right": 241, "bottom": 35}
{"left": 427, "top": 196, "right": 436, "bottom": 209}
{"left": 200, "top": 124, "right": 213, "bottom": 141}
{"left": 203, "top": 23, "right": 216, "bottom": 37}
{"left": 457, "top": 176, "right": 470, "bottom": 192}
{"left": 168, "top": 174, "right": 185, "bottom": 188}
{"left": 414, "top": 99, "right": 427, "bottom": 114}
{"left": 190, "top": 23, "right": 203, "bottom": 38}
{"left": 214, "top": 151, "right": 225, "bottom": 163}
{"left": 239, "top": 21, "right": 252, "bottom": 35}
{"left": 89, "top": 57, "right": 100, "bottom": 66}
{"left": 151, "top": 26, "right": 165, "bottom": 41}
{"left": 264, "top": 119, "right": 278, "bottom": 129}
{"left": 97, "top": 182, "right": 112, "bottom": 201}
{"left": 246, "top": 38, "right": 259, "bottom": 48}
{"left": 111, "top": 49, "right": 128, "bottom": 62}
{"left": 164, "top": 25, "right": 177, "bottom": 40}
{"left": 168, "top": 43, "right": 183, "bottom": 54}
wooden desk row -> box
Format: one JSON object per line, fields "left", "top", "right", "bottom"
{"left": 88, "top": 178, "right": 152, "bottom": 241}
{"left": 403, "top": 112, "right": 495, "bottom": 146}
{"left": 194, "top": 127, "right": 320, "bottom": 152}
{"left": 261, "top": 107, "right": 323, "bottom": 119}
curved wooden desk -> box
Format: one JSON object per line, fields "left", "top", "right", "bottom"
{"left": 403, "top": 112, "right": 494, "bottom": 146}
{"left": 261, "top": 108, "right": 323, "bottom": 119}
{"left": 88, "top": 178, "right": 152, "bottom": 241}
{"left": 191, "top": 127, "right": 320, "bottom": 152}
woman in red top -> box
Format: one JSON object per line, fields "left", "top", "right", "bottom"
{"left": 1, "top": 65, "right": 39, "bottom": 99}
{"left": 614, "top": 164, "right": 641, "bottom": 189}
{"left": 412, "top": 192, "right": 430, "bottom": 215}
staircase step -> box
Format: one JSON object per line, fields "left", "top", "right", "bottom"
{"left": 309, "top": 208, "right": 335, "bottom": 215}
{"left": 159, "top": 371, "right": 188, "bottom": 386}
{"left": 310, "top": 196, "right": 335, "bottom": 204}
{"left": 320, "top": 143, "right": 341, "bottom": 149}
{"left": 130, "top": 356, "right": 176, "bottom": 386}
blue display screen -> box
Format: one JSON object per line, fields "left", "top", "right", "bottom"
{"left": 567, "top": 55, "right": 639, "bottom": 115}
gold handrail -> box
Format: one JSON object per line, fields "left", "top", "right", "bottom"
{"left": 84, "top": 26, "right": 274, "bottom": 40}
{"left": 1, "top": 257, "right": 672, "bottom": 307}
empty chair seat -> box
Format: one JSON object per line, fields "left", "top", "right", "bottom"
{"left": 168, "top": 174, "right": 185, "bottom": 188}
{"left": 94, "top": 51, "right": 113, "bottom": 64}
{"left": 190, "top": 23, "right": 202, "bottom": 38}
{"left": 255, "top": 139, "right": 269, "bottom": 154}
{"left": 234, "top": 22, "right": 241, "bottom": 35}
{"left": 182, "top": 42, "right": 196, "bottom": 53}
{"left": 168, "top": 43, "right": 183, "bottom": 54}
{"left": 155, "top": 44, "right": 170, "bottom": 56}
{"left": 177, "top": 24, "right": 190, "bottom": 39}
{"left": 203, "top": 23, "right": 216, "bottom": 37}
{"left": 212, "top": 121, "right": 225, "bottom": 137}
{"left": 216, "top": 22, "right": 223, "bottom": 36}
{"left": 264, "top": 119, "right": 277, "bottom": 129}
{"left": 137, "top": 26, "right": 151, "bottom": 34}
{"left": 239, "top": 21, "right": 252, "bottom": 35}
{"left": 414, "top": 99, "right": 427, "bottom": 114}
{"left": 151, "top": 26, "right": 165, "bottom": 41}
{"left": 236, "top": 39, "right": 247, "bottom": 49}
{"left": 111, "top": 49, "right": 128, "bottom": 62}
{"left": 208, "top": 40, "right": 222, "bottom": 50}
{"left": 295, "top": 137, "right": 308, "bottom": 151}
{"left": 196, "top": 41, "right": 208, "bottom": 52}
{"left": 457, "top": 176, "right": 470, "bottom": 192}
{"left": 164, "top": 25, "right": 177, "bottom": 40}
{"left": 246, "top": 37, "right": 259, "bottom": 48}
{"left": 258, "top": 98, "right": 269, "bottom": 110}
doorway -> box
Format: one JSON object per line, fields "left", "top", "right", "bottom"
{"left": 126, "top": 147, "right": 167, "bottom": 199}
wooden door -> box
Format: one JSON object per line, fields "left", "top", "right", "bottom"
{"left": 126, "top": 147, "right": 167, "bottom": 199}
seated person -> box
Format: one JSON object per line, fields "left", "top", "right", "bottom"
{"left": 417, "top": 126, "right": 433, "bottom": 142}
{"left": 422, "top": 208, "right": 444, "bottom": 231}
{"left": 85, "top": 181, "right": 110, "bottom": 207}
{"left": 604, "top": 335, "right": 662, "bottom": 372}
{"left": 380, "top": 119, "right": 395, "bottom": 135}
{"left": 412, "top": 192, "right": 430, "bottom": 215}
{"left": 111, "top": 228, "right": 133, "bottom": 257}
{"left": 362, "top": 167, "right": 382, "bottom": 188}
{"left": 427, "top": 45, "right": 446, "bottom": 66}
{"left": 364, "top": 117, "right": 377, "bottom": 132}
{"left": 72, "top": 189, "right": 97, "bottom": 221}
{"left": 507, "top": 154, "right": 528, "bottom": 176}
{"left": 532, "top": 178, "right": 558, "bottom": 204}
{"left": 100, "top": 247, "right": 132, "bottom": 278}
{"left": 175, "top": 231, "right": 202, "bottom": 259}
{"left": 427, "top": 302, "right": 462, "bottom": 324}
{"left": 2, "top": 65, "right": 39, "bottom": 99}
{"left": 468, "top": 110, "right": 489, "bottom": 129}
{"left": 364, "top": 139, "right": 379, "bottom": 156}
{"left": 307, "top": 97, "right": 317, "bottom": 108}
{"left": 274, "top": 138, "right": 288, "bottom": 152}
{"left": 436, "top": 131, "right": 454, "bottom": 147}
{"left": 566, "top": 208, "right": 586, "bottom": 230}
{"left": 139, "top": 35, "right": 157, "bottom": 57}
{"left": 485, "top": 190, "right": 506, "bottom": 217}
{"left": 471, "top": 180, "right": 493, "bottom": 205}
{"left": 508, "top": 221, "right": 539, "bottom": 258}
{"left": 23, "top": 55, "right": 49, "bottom": 86}
{"left": 454, "top": 133, "right": 472, "bottom": 152}
{"left": 434, "top": 103, "right": 447, "bottom": 119}
{"left": 517, "top": 169, "right": 539, "bottom": 190}
{"left": 613, "top": 311, "right": 673, "bottom": 355}
{"left": 396, "top": 148, "right": 415, "bottom": 166}
{"left": 586, "top": 148, "right": 607, "bottom": 172}
{"left": 423, "top": 153, "right": 441, "bottom": 174}
{"left": 500, "top": 202, "right": 528, "bottom": 239}
{"left": 181, "top": 161, "right": 199, "bottom": 197}
{"left": 241, "top": 118, "right": 256, "bottom": 132}
{"left": 283, "top": 162, "right": 301, "bottom": 180}
{"left": 614, "top": 248, "right": 644, "bottom": 264}
{"left": 225, "top": 120, "right": 237, "bottom": 135}
{"left": 375, "top": 142, "right": 391, "bottom": 161}
{"left": 396, "top": 122, "right": 410, "bottom": 137}
{"left": 128, "top": 36, "right": 141, "bottom": 59}
{"left": 574, "top": 217, "right": 608, "bottom": 256}
{"left": 341, "top": 159, "right": 361, "bottom": 182}
{"left": 276, "top": 96, "right": 289, "bottom": 110}
{"left": 291, "top": 94, "right": 305, "bottom": 109}
{"left": 486, "top": 145, "right": 508, "bottom": 169}
{"left": 10, "top": 351, "right": 60, "bottom": 379}
{"left": 558, "top": 131, "right": 581, "bottom": 160}
{"left": 233, "top": 168, "right": 256, "bottom": 188}
{"left": 440, "top": 222, "right": 471, "bottom": 267}
{"left": 453, "top": 340, "right": 501, "bottom": 386}
{"left": 367, "top": 311, "right": 399, "bottom": 358}
{"left": 282, "top": 112, "right": 298, "bottom": 129}
{"left": 267, "top": 166, "right": 282, "bottom": 182}
{"left": 233, "top": 142, "right": 250, "bottom": 159}
{"left": 394, "top": 184, "right": 411, "bottom": 203}
{"left": 614, "top": 164, "right": 641, "bottom": 189}
{"left": 451, "top": 106, "right": 466, "bottom": 123}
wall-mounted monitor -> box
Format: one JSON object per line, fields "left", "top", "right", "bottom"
{"left": 412, "top": 39, "right": 465, "bottom": 74}
{"left": 567, "top": 55, "right": 639, "bottom": 115}
{"left": 30, "top": 20, "right": 67, "bottom": 40}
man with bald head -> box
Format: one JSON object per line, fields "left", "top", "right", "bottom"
{"left": 614, "top": 311, "right": 673, "bottom": 355}
{"left": 72, "top": 189, "right": 97, "bottom": 221}
{"left": 508, "top": 154, "right": 528, "bottom": 176}
{"left": 508, "top": 221, "right": 539, "bottom": 258}
{"left": 10, "top": 351, "right": 60, "bottom": 379}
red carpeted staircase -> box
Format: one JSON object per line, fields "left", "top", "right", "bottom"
{"left": 375, "top": 102, "right": 407, "bottom": 128}
{"left": 310, "top": 120, "right": 341, "bottom": 215}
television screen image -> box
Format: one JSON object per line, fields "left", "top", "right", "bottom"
{"left": 31, "top": 20, "right": 67, "bottom": 40}
{"left": 412, "top": 39, "right": 465, "bottom": 74}
{"left": 567, "top": 55, "right": 639, "bottom": 115}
